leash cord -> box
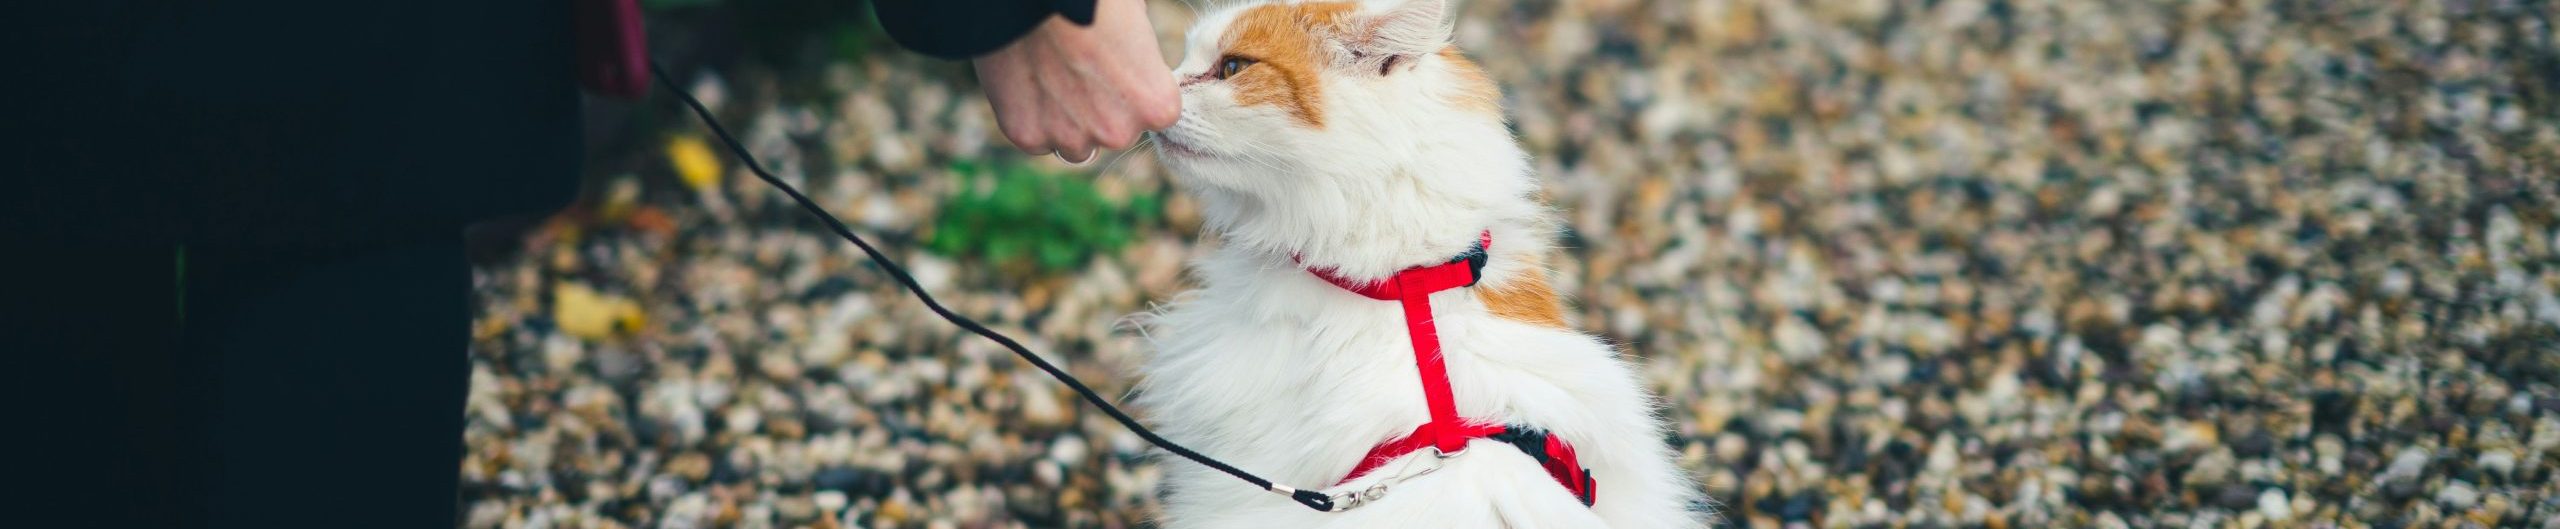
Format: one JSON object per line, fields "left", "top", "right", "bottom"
{"left": 647, "top": 61, "right": 1338, "bottom": 512}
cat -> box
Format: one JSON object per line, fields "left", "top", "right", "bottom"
{"left": 1133, "top": 0, "right": 1710, "bottom": 527}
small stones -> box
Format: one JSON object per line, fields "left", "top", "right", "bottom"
{"left": 1715, "top": 433, "right": 1750, "bottom": 463}
{"left": 2183, "top": 449, "right": 2236, "bottom": 490}
{"left": 2232, "top": 431, "right": 2275, "bottom": 459}
{"left": 663, "top": 493, "right": 711, "bottom": 529}
{"left": 1032, "top": 460, "right": 1064, "bottom": 488}
{"left": 464, "top": 1, "right": 2560, "bottom": 527}
{"left": 2477, "top": 450, "right": 2517, "bottom": 478}
{"left": 2477, "top": 493, "right": 2512, "bottom": 526}
{"left": 2164, "top": 420, "right": 2220, "bottom": 453}
{"left": 811, "top": 466, "right": 881, "bottom": 496}
{"left": 2216, "top": 485, "right": 2259, "bottom": 511}
{"left": 463, "top": 500, "right": 509, "bottom": 529}
{"left": 2435, "top": 480, "right": 2479, "bottom": 510}
{"left": 1047, "top": 435, "right": 1089, "bottom": 468}
{"left": 2383, "top": 447, "right": 2432, "bottom": 485}
{"left": 2257, "top": 489, "right": 2292, "bottom": 522}
{"left": 669, "top": 452, "right": 711, "bottom": 484}
{"left": 1773, "top": 315, "right": 1825, "bottom": 363}
{"left": 2385, "top": 475, "right": 2427, "bottom": 502}
{"left": 2314, "top": 435, "right": 2346, "bottom": 475}
{"left": 774, "top": 495, "right": 817, "bottom": 524}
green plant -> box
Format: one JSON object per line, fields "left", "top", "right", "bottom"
{"left": 928, "top": 160, "right": 1161, "bottom": 274}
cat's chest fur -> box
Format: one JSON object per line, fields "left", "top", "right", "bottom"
{"left": 1131, "top": 244, "right": 1685, "bottom": 526}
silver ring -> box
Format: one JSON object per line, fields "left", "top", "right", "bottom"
{"left": 1057, "top": 148, "right": 1096, "bottom": 163}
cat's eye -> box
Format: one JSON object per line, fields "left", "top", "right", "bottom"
{"left": 1216, "top": 56, "right": 1257, "bottom": 80}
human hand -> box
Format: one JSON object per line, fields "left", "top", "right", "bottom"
{"left": 971, "top": 0, "right": 1179, "bottom": 163}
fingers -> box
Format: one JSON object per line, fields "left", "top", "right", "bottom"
{"left": 1035, "top": 111, "right": 1153, "bottom": 166}
{"left": 1116, "top": 79, "right": 1179, "bottom": 138}
{"left": 998, "top": 118, "right": 1049, "bottom": 156}
{"left": 971, "top": 0, "right": 1180, "bottom": 165}
{"left": 1086, "top": 73, "right": 1160, "bottom": 151}
{"left": 976, "top": 56, "right": 1051, "bottom": 156}
{"left": 1131, "top": 71, "right": 1182, "bottom": 132}
{"left": 1005, "top": 114, "right": 1122, "bottom": 163}
{"left": 1135, "top": 97, "right": 1180, "bottom": 132}
{"left": 1095, "top": 119, "right": 1141, "bottom": 150}
{"left": 1051, "top": 99, "right": 1095, "bottom": 162}
{"left": 1108, "top": 0, "right": 1182, "bottom": 133}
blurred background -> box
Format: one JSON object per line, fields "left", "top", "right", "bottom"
{"left": 460, "top": 0, "right": 2560, "bottom": 527}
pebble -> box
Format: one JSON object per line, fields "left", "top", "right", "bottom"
{"left": 2436, "top": 480, "right": 2479, "bottom": 510}
{"left": 2216, "top": 485, "right": 2258, "bottom": 511}
{"left": 1715, "top": 433, "right": 1749, "bottom": 463}
{"left": 775, "top": 495, "right": 817, "bottom": 524}
{"left": 2478, "top": 450, "right": 2517, "bottom": 478}
{"left": 669, "top": 452, "right": 710, "bottom": 483}
{"left": 1033, "top": 460, "right": 1064, "bottom": 488}
{"left": 2184, "top": 449, "right": 2236, "bottom": 489}
{"left": 813, "top": 490, "right": 848, "bottom": 516}
{"left": 1773, "top": 315, "right": 1825, "bottom": 363}
{"left": 463, "top": 500, "right": 508, "bottom": 529}
{"left": 2478, "top": 494, "right": 2511, "bottom": 525}
{"left": 2314, "top": 435, "right": 2345, "bottom": 475}
{"left": 2256, "top": 489, "right": 2291, "bottom": 522}
{"left": 2164, "top": 421, "right": 2219, "bottom": 453}
{"left": 663, "top": 493, "right": 709, "bottom": 529}
{"left": 1048, "top": 435, "right": 1089, "bottom": 468}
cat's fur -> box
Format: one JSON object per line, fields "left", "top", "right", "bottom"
{"left": 1135, "top": 0, "right": 1709, "bottom": 527}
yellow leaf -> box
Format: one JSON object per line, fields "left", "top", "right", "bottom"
{"left": 667, "top": 135, "right": 722, "bottom": 192}
{"left": 552, "top": 281, "right": 645, "bottom": 340}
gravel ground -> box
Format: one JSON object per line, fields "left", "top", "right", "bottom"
{"left": 463, "top": 1, "right": 2560, "bottom": 527}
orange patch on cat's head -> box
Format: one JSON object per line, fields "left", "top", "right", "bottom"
{"left": 1218, "top": 2, "right": 1357, "bottom": 128}
{"left": 1435, "top": 47, "right": 1503, "bottom": 119}
{"left": 1212, "top": 2, "right": 1504, "bottom": 127}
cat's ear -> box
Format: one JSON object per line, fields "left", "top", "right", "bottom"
{"left": 1338, "top": 0, "right": 1449, "bottom": 76}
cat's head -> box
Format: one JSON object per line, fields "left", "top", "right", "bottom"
{"left": 1157, "top": 0, "right": 1536, "bottom": 272}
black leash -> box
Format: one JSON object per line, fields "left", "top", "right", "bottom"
{"left": 647, "top": 61, "right": 1341, "bottom": 512}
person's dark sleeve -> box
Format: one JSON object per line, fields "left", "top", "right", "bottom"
{"left": 871, "top": 0, "right": 1097, "bottom": 59}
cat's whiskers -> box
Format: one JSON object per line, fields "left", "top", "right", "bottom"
{"left": 1217, "top": 134, "right": 1292, "bottom": 174}
{"left": 1090, "top": 132, "right": 1157, "bottom": 181}
{"left": 1168, "top": 117, "right": 1280, "bottom": 173}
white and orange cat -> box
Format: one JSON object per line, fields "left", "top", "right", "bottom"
{"left": 1134, "top": 0, "right": 1708, "bottom": 527}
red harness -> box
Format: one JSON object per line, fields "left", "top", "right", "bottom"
{"left": 1301, "top": 232, "right": 1597, "bottom": 506}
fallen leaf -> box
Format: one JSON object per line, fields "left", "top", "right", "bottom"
{"left": 667, "top": 135, "right": 722, "bottom": 192}
{"left": 552, "top": 281, "right": 644, "bottom": 340}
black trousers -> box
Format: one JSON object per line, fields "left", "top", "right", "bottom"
{"left": 26, "top": 241, "right": 469, "bottom": 528}
{"left": 9, "top": 1, "right": 578, "bottom": 527}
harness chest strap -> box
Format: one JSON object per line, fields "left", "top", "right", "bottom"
{"left": 1301, "top": 232, "right": 1597, "bottom": 507}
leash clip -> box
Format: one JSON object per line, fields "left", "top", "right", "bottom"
{"left": 1317, "top": 447, "right": 1455, "bottom": 512}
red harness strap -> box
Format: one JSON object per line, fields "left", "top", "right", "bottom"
{"left": 1301, "top": 232, "right": 1597, "bottom": 506}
